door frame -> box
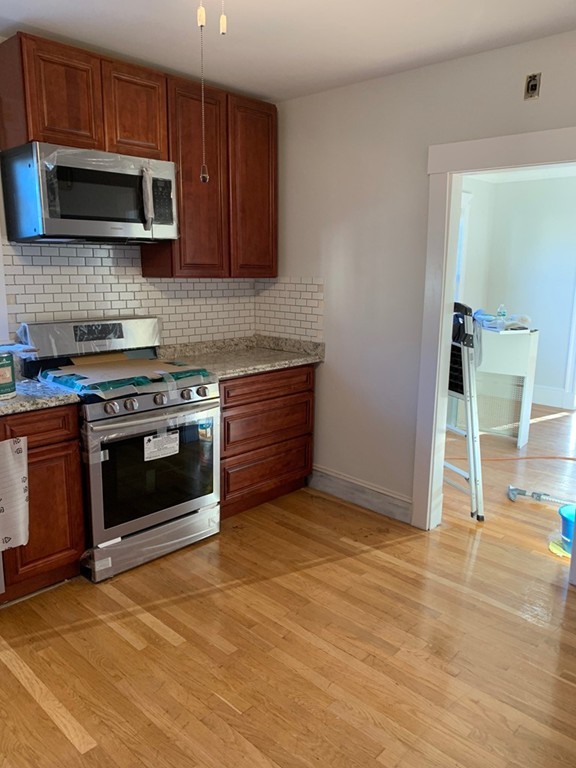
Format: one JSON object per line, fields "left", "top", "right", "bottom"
{"left": 412, "top": 125, "right": 576, "bottom": 553}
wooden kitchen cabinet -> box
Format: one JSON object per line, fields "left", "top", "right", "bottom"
{"left": 0, "top": 30, "right": 276, "bottom": 276}
{"left": 102, "top": 59, "right": 168, "bottom": 159}
{"left": 228, "top": 94, "right": 278, "bottom": 278}
{"left": 0, "top": 33, "right": 168, "bottom": 159}
{"left": 0, "top": 405, "right": 85, "bottom": 604}
{"left": 0, "top": 33, "right": 104, "bottom": 150}
{"left": 220, "top": 366, "right": 314, "bottom": 518}
{"left": 141, "top": 78, "right": 230, "bottom": 277}
{"left": 141, "top": 88, "right": 277, "bottom": 279}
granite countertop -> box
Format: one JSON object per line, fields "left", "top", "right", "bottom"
{"left": 0, "top": 336, "right": 324, "bottom": 417}
{"left": 0, "top": 379, "right": 80, "bottom": 418}
{"left": 165, "top": 348, "right": 323, "bottom": 379}
{"left": 158, "top": 335, "right": 324, "bottom": 379}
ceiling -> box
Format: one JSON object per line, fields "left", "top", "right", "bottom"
{"left": 1, "top": 1, "right": 576, "bottom": 102}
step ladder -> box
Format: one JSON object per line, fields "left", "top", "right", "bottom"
{"left": 444, "top": 302, "right": 485, "bottom": 521}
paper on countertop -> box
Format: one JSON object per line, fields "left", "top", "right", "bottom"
{"left": 69, "top": 352, "right": 127, "bottom": 365}
{"left": 49, "top": 358, "right": 205, "bottom": 385}
{"left": 0, "top": 437, "right": 29, "bottom": 552}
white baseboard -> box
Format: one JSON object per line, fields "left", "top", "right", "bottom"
{"left": 533, "top": 385, "right": 575, "bottom": 410}
{"left": 308, "top": 467, "right": 412, "bottom": 525}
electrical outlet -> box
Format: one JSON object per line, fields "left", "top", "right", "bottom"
{"left": 524, "top": 73, "right": 541, "bottom": 100}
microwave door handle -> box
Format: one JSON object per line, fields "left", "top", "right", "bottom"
{"left": 142, "top": 167, "right": 154, "bottom": 231}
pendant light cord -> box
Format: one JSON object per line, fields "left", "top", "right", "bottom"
{"left": 198, "top": 2, "right": 209, "bottom": 182}
{"left": 197, "top": 0, "right": 227, "bottom": 183}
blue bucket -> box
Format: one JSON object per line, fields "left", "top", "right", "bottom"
{"left": 558, "top": 505, "right": 575, "bottom": 554}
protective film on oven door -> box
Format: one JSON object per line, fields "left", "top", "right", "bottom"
{"left": 83, "top": 404, "right": 220, "bottom": 546}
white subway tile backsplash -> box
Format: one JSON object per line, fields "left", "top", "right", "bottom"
{"left": 3, "top": 243, "right": 324, "bottom": 343}
{"left": 254, "top": 276, "right": 323, "bottom": 341}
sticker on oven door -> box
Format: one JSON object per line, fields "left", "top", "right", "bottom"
{"left": 144, "top": 432, "right": 179, "bottom": 461}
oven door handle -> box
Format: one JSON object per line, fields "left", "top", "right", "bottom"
{"left": 86, "top": 401, "right": 220, "bottom": 434}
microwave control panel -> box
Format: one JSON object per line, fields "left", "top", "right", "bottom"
{"left": 153, "top": 179, "right": 174, "bottom": 224}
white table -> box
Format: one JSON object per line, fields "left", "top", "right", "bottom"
{"left": 476, "top": 329, "right": 539, "bottom": 448}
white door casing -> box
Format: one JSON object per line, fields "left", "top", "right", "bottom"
{"left": 412, "top": 125, "right": 576, "bottom": 588}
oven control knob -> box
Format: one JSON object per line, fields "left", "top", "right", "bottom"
{"left": 154, "top": 393, "right": 168, "bottom": 406}
{"left": 196, "top": 386, "right": 209, "bottom": 398}
{"left": 180, "top": 388, "right": 193, "bottom": 401}
{"left": 124, "top": 398, "right": 139, "bottom": 412}
{"left": 104, "top": 401, "right": 120, "bottom": 415}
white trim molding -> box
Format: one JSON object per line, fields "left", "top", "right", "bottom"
{"left": 309, "top": 466, "right": 412, "bottom": 525}
{"left": 428, "top": 126, "right": 576, "bottom": 176}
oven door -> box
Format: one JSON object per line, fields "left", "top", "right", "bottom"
{"left": 83, "top": 401, "right": 220, "bottom": 546}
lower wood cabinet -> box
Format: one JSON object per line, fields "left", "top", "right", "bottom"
{"left": 0, "top": 405, "right": 85, "bottom": 603}
{"left": 220, "top": 366, "right": 315, "bottom": 518}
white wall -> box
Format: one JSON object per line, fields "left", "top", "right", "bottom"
{"left": 486, "top": 178, "right": 576, "bottom": 407}
{"left": 458, "top": 180, "right": 495, "bottom": 311}
{"left": 278, "top": 29, "right": 576, "bottom": 508}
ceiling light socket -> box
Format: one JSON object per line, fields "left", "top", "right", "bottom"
{"left": 524, "top": 73, "right": 541, "bottom": 100}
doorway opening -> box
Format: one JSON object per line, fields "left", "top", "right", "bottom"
{"left": 412, "top": 126, "right": 576, "bottom": 586}
{"left": 447, "top": 164, "right": 576, "bottom": 557}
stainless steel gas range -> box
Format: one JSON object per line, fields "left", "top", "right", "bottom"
{"left": 18, "top": 317, "right": 220, "bottom": 582}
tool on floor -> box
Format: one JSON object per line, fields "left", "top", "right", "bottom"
{"left": 507, "top": 485, "right": 575, "bottom": 506}
{"left": 508, "top": 486, "right": 575, "bottom": 557}
{"left": 444, "top": 302, "right": 485, "bottom": 522}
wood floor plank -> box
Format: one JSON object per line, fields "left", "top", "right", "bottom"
{"left": 0, "top": 637, "right": 97, "bottom": 755}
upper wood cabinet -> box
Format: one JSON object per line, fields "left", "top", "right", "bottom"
{"left": 141, "top": 78, "right": 229, "bottom": 278}
{"left": 0, "top": 33, "right": 168, "bottom": 159}
{"left": 0, "top": 31, "right": 276, "bottom": 277}
{"left": 102, "top": 59, "right": 168, "bottom": 159}
{"left": 228, "top": 95, "right": 278, "bottom": 278}
{"left": 141, "top": 88, "right": 278, "bottom": 278}
{"left": 0, "top": 33, "right": 104, "bottom": 149}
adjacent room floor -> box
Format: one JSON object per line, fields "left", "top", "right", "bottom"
{"left": 444, "top": 403, "right": 576, "bottom": 557}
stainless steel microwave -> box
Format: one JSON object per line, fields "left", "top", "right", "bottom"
{"left": 1, "top": 142, "right": 178, "bottom": 243}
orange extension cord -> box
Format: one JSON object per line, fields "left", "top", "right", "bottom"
{"left": 445, "top": 455, "right": 576, "bottom": 462}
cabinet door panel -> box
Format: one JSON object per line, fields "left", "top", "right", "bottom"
{"left": 228, "top": 95, "right": 277, "bottom": 278}
{"left": 0, "top": 35, "right": 29, "bottom": 149}
{"left": 21, "top": 34, "right": 104, "bottom": 148}
{"left": 221, "top": 435, "right": 312, "bottom": 504}
{"left": 102, "top": 60, "right": 168, "bottom": 159}
{"left": 142, "top": 78, "right": 229, "bottom": 278}
{"left": 222, "top": 392, "right": 314, "bottom": 457}
{"left": 2, "top": 440, "right": 84, "bottom": 596}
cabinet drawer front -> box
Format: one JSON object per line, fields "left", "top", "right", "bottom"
{"left": 221, "top": 435, "right": 312, "bottom": 504}
{"left": 221, "top": 366, "right": 314, "bottom": 408}
{"left": 222, "top": 392, "right": 313, "bottom": 457}
{"left": 2, "top": 405, "right": 79, "bottom": 448}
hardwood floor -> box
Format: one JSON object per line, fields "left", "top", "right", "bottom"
{"left": 444, "top": 403, "right": 576, "bottom": 552}
{"left": 1, "top": 411, "right": 575, "bottom": 767}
